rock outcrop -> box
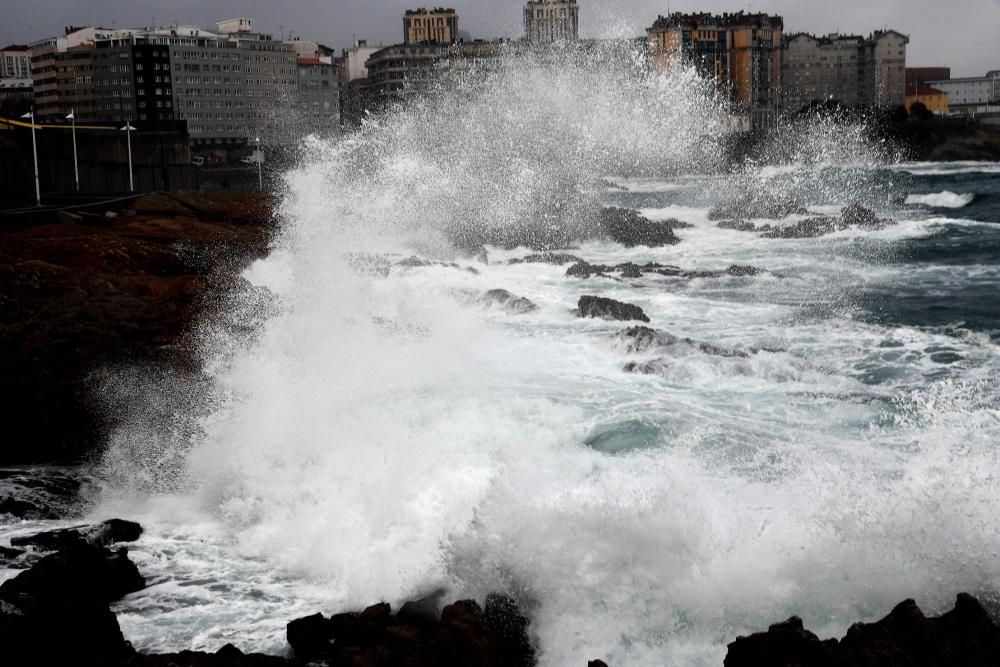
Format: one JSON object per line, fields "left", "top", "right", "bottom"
{"left": 725, "top": 594, "right": 1000, "bottom": 667}
{"left": 0, "top": 191, "right": 273, "bottom": 464}
{"left": 286, "top": 593, "right": 535, "bottom": 667}
{"left": 479, "top": 289, "right": 538, "bottom": 314}
{"left": 596, "top": 207, "right": 687, "bottom": 247}
{"left": 0, "top": 520, "right": 146, "bottom": 665}
{"left": 577, "top": 296, "right": 650, "bottom": 323}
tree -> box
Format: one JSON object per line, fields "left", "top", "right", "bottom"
{"left": 909, "top": 101, "right": 933, "bottom": 121}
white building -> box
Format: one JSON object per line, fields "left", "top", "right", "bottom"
{"left": 926, "top": 72, "right": 999, "bottom": 108}
{"left": 1, "top": 44, "right": 30, "bottom": 78}
{"left": 524, "top": 0, "right": 580, "bottom": 45}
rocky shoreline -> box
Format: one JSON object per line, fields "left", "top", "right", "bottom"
{"left": 3, "top": 518, "right": 1000, "bottom": 665}
{"left": 3, "top": 193, "right": 998, "bottom": 664}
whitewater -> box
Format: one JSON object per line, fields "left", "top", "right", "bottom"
{"left": 5, "top": 45, "right": 1000, "bottom": 666}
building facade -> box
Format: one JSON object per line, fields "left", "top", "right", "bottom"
{"left": 926, "top": 72, "right": 999, "bottom": 109}
{"left": 366, "top": 43, "right": 449, "bottom": 111}
{"left": 403, "top": 8, "right": 459, "bottom": 45}
{"left": 524, "top": 1, "right": 579, "bottom": 45}
{"left": 339, "top": 39, "right": 380, "bottom": 127}
{"left": 906, "top": 67, "right": 950, "bottom": 88}
{"left": 904, "top": 85, "right": 948, "bottom": 115}
{"left": 648, "top": 12, "right": 783, "bottom": 124}
{"left": 1, "top": 45, "right": 31, "bottom": 78}
{"left": 296, "top": 56, "right": 340, "bottom": 135}
{"left": 782, "top": 30, "right": 908, "bottom": 111}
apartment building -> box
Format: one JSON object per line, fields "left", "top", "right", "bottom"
{"left": 339, "top": 39, "right": 380, "bottom": 127}
{"left": 366, "top": 43, "right": 450, "bottom": 111}
{"left": 524, "top": 0, "right": 579, "bottom": 45}
{"left": 403, "top": 8, "right": 459, "bottom": 45}
{"left": 782, "top": 30, "right": 908, "bottom": 110}
{"left": 648, "top": 12, "right": 783, "bottom": 124}
{"left": 296, "top": 56, "right": 340, "bottom": 135}
{"left": 1, "top": 45, "right": 31, "bottom": 78}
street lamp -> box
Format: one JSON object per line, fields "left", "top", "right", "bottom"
{"left": 20, "top": 108, "right": 40, "bottom": 207}
{"left": 65, "top": 110, "right": 79, "bottom": 192}
{"left": 254, "top": 136, "right": 263, "bottom": 190}
{"left": 120, "top": 122, "right": 136, "bottom": 192}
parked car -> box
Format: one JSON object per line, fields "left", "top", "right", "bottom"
{"left": 191, "top": 156, "right": 205, "bottom": 167}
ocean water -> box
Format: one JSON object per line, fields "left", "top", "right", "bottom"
{"left": 4, "top": 47, "right": 1000, "bottom": 666}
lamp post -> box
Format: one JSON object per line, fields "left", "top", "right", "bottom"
{"left": 120, "top": 122, "right": 136, "bottom": 192}
{"left": 254, "top": 136, "right": 263, "bottom": 190}
{"left": 66, "top": 110, "right": 79, "bottom": 192}
{"left": 20, "top": 108, "right": 41, "bottom": 207}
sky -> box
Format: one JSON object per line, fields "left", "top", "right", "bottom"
{"left": 2, "top": 0, "right": 998, "bottom": 77}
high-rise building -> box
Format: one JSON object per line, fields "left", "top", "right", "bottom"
{"left": 1, "top": 45, "right": 31, "bottom": 78}
{"left": 524, "top": 1, "right": 579, "bottom": 45}
{"left": 647, "top": 12, "right": 783, "bottom": 125}
{"left": 296, "top": 52, "right": 340, "bottom": 136}
{"left": 403, "top": 8, "right": 459, "bottom": 45}
{"left": 781, "top": 30, "right": 909, "bottom": 111}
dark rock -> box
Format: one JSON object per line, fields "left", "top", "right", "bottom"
{"left": 589, "top": 661, "right": 610, "bottom": 667}
{"left": 727, "top": 264, "right": 760, "bottom": 277}
{"left": 596, "top": 207, "right": 681, "bottom": 247}
{"left": 616, "top": 326, "right": 749, "bottom": 364}
{"left": 11, "top": 518, "right": 142, "bottom": 551}
{"left": 619, "top": 263, "right": 643, "bottom": 279}
{"left": 285, "top": 594, "right": 534, "bottom": 667}
{"left": 578, "top": 296, "right": 650, "bottom": 323}
{"left": 709, "top": 196, "right": 809, "bottom": 222}
{"left": 717, "top": 220, "right": 759, "bottom": 232}
{"left": 396, "top": 256, "right": 480, "bottom": 274}
{"left": 0, "top": 545, "right": 23, "bottom": 559}
{"left": 0, "top": 193, "right": 273, "bottom": 464}
{"left": 126, "top": 646, "right": 287, "bottom": 666}
{"left": 566, "top": 261, "right": 606, "bottom": 279}
{"left": 287, "top": 612, "right": 333, "bottom": 660}
{"left": 479, "top": 289, "right": 538, "bottom": 314}
{"left": 0, "top": 542, "right": 145, "bottom": 665}
{"left": 760, "top": 217, "right": 839, "bottom": 239}
{"left": 725, "top": 616, "right": 833, "bottom": 667}
{"left": 840, "top": 203, "right": 892, "bottom": 230}
{"left": 0, "top": 496, "right": 47, "bottom": 518}
{"left": 725, "top": 594, "right": 1000, "bottom": 667}
{"left": 508, "top": 253, "right": 583, "bottom": 265}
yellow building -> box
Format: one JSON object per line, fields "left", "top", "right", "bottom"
{"left": 905, "top": 85, "right": 948, "bottom": 115}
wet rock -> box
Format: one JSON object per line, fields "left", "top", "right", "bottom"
{"left": 578, "top": 296, "right": 650, "bottom": 323}
{"left": 717, "top": 220, "right": 759, "bottom": 232}
{"left": 616, "top": 326, "right": 749, "bottom": 362}
{"left": 0, "top": 193, "right": 273, "bottom": 464}
{"left": 0, "top": 545, "right": 23, "bottom": 560}
{"left": 709, "top": 196, "right": 809, "bottom": 222}
{"left": 127, "top": 644, "right": 287, "bottom": 666}
{"left": 0, "top": 542, "right": 145, "bottom": 665}
{"left": 286, "top": 593, "right": 535, "bottom": 667}
{"left": 727, "top": 264, "right": 760, "bottom": 277}
{"left": 724, "top": 593, "right": 1000, "bottom": 667}
{"left": 507, "top": 253, "right": 583, "bottom": 265}
{"left": 0, "top": 496, "right": 50, "bottom": 519}
{"left": 396, "top": 256, "right": 480, "bottom": 274}
{"left": 11, "top": 518, "right": 142, "bottom": 551}
{"left": 619, "top": 263, "right": 643, "bottom": 279}
{"left": 596, "top": 207, "right": 682, "bottom": 247}
{"left": 588, "top": 661, "right": 610, "bottom": 667}
{"left": 760, "top": 217, "right": 839, "bottom": 239}
{"left": 840, "top": 202, "right": 884, "bottom": 229}
{"left": 566, "top": 261, "right": 608, "bottom": 279}
{"left": 479, "top": 289, "right": 538, "bottom": 314}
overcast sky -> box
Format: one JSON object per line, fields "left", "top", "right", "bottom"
{"left": 3, "top": 0, "right": 997, "bottom": 77}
